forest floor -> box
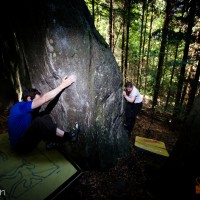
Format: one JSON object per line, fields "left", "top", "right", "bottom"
{"left": 0, "top": 103, "right": 182, "bottom": 200}
{"left": 61, "top": 105, "right": 181, "bottom": 200}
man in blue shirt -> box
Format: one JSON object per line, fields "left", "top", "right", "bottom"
{"left": 8, "top": 75, "right": 79, "bottom": 153}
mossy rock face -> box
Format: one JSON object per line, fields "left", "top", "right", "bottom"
{"left": 2, "top": 0, "right": 129, "bottom": 169}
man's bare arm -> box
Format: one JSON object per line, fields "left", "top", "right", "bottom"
{"left": 122, "top": 91, "right": 135, "bottom": 103}
{"left": 31, "top": 75, "right": 76, "bottom": 109}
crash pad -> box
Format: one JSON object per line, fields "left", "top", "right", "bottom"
{"left": 0, "top": 133, "right": 82, "bottom": 200}
{"left": 134, "top": 136, "right": 169, "bottom": 157}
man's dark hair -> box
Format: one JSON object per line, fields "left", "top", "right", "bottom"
{"left": 22, "top": 88, "right": 41, "bottom": 102}
{"left": 125, "top": 81, "right": 133, "bottom": 88}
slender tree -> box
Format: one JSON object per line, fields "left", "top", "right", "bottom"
{"left": 173, "top": 0, "right": 196, "bottom": 121}
{"left": 121, "top": 0, "right": 126, "bottom": 77}
{"left": 140, "top": 0, "right": 149, "bottom": 90}
{"left": 186, "top": 57, "right": 200, "bottom": 114}
{"left": 165, "top": 43, "right": 180, "bottom": 111}
{"left": 152, "top": 0, "right": 175, "bottom": 108}
{"left": 137, "top": 0, "right": 146, "bottom": 86}
{"left": 144, "top": 2, "right": 154, "bottom": 97}
{"left": 109, "top": 0, "right": 114, "bottom": 52}
{"left": 124, "top": 0, "right": 131, "bottom": 81}
{"left": 164, "top": 0, "right": 186, "bottom": 111}
{"left": 185, "top": 26, "right": 200, "bottom": 115}
{"left": 92, "top": 0, "right": 95, "bottom": 23}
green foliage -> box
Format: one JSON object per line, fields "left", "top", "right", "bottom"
{"left": 84, "top": 0, "right": 199, "bottom": 115}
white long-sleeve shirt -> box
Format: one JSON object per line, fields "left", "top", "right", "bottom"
{"left": 125, "top": 87, "right": 143, "bottom": 103}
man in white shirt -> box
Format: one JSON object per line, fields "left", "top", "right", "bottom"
{"left": 123, "top": 81, "right": 143, "bottom": 136}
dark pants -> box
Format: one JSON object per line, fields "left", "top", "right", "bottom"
{"left": 15, "top": 114, "right": 58, "bottom": 153}
{"left": 124, "top": 102, "right": 142, "bottom": 134}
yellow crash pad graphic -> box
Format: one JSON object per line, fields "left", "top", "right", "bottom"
{"left": 134, "top": 136, "right": 169, "bottom": 157}
{"left": 0, "top": 133, "right": 80, "bottom": 200}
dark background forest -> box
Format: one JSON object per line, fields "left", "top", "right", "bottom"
{"left": 0, "top": 0, "right": 200, "bottom": 199}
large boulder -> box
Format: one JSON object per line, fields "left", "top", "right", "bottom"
{"left": 1, "top": 0, "right": 129, "bottom": 169}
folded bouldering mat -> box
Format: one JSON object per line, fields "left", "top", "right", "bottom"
{"left": 0, "top": 133, "right": 82, "bottom": 200}
{"left": 134, "top": 136, "right": 169, "bottom": 157}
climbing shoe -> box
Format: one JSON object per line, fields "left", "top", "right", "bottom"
{"left": 70, "top": 122, "right": 80, "bottom": 142}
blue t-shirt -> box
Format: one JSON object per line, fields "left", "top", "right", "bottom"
{"left": 8, "top": 101, "right": 34, "bottom": 147}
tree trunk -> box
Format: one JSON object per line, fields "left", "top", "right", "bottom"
{"left": 172, "top": 0, "right": 196, "bottom": 122}
{"left": 144, "top": 2, "right": 154, "bottom": 97}
{"left": 109, "top": 0, "right": 115, "bottom": 53}
{"left": 137, "top": 0, "right": 146, "bottom": 86}
{"left": 92, "top": 0, "right": 95, "bottom": 23}
{"left": 186, "top": 57, "right": 200, "bottom": 115}
{"left": 140, "top": 1, "right": 148, "bottom": 90}
{"left": 124, "top": 0, "right": 131, "bottom": 81}
{"left": 121, "top": 1, "right": 126, "bottom": 79}
{"left": 183, "top": 26, "right": 200, "bottom": 116}
{"left": 1, "top": 0, "right": 129, "bottom": 170}
{"left": 152, "top": 0, "right": 174, "bottom": 108}
{"left": 165, "top": 43, "right": 179, "bottom": 111}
